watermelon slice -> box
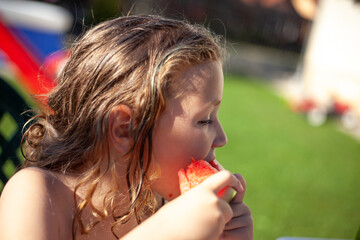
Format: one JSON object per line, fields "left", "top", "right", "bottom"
{"left": 178, "top": 159, "right": 237, "bottom": 202}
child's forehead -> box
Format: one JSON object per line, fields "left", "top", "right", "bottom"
{"left": 175, "top": 61, "right": 222, "bottom": 89}
{"left": 181, "top": 63, "right": 216, "bottom": 80}
{"left": 166, "top": 61, "right": 223, "bottom": 103}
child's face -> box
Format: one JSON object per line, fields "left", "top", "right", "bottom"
{"left": 151, "top": 61, "right": 227, "bottom": 200}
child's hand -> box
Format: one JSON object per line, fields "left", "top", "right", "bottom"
{"left": 123, "top": 171, "right": 252, "bottom": 240}
{"left": 155, "top": 170, "right": 244, "bottom": 240}
{"left": 219, "top": 174, "right": 253, "bottom": 240}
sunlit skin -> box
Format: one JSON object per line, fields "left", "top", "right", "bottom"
{"left": 150, "top": 61, "right": 227, "bottom": 201}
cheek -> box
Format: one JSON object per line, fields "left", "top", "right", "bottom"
{"left": 150, "top": 130, "right": 208, "bottom": 199}
{"left": 185, "top": 126, "right": 215, "bottom": 156}
{"left": 184, "top": 136, "right": 210, "bottom": 159}
{"left": 156, "top": 128, "right": 210, "bottom": 162}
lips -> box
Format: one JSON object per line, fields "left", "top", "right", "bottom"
{"left": 209, "top": 159, "right": 224, "bottom": 171}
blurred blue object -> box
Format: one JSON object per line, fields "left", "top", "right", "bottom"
{"left": 0, "top": 0, "right": 73, "bottom": 61}
{"left": 8, "top": 24, "right": 64, "bottom": 61}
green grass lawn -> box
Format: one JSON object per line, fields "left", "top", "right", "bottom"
{"left": 217, "top": 75, "right": 360, "bottom": 240}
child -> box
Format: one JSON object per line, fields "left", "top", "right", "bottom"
{"left": 0, "top": 15, "right": 253, "bottom": 240}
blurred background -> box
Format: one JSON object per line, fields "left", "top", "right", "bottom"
{"left": 0, "top": 0, "right": 359, "bottom": 239}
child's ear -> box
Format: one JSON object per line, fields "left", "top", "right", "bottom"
{"left": 108, "top": 105, "right": 133, "bottom": 153}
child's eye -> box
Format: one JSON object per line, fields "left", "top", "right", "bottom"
{"left": 198, "top": 119, "right": 213, "bottom": 126}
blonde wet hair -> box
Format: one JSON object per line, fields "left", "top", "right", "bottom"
{"left": 21, "top": 14, "right": 224, "bottom": 238}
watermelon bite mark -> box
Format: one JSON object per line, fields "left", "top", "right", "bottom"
{"left": 178, "top": 159, "right": 236, "bottom": 202}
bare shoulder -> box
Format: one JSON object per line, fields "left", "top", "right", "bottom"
{"left": 0, "top": 167, "right": 73, "bottom": 203}
{"left": 0, "top": 167, "right": 74, "bottom": 240}
{"left": 2, "top": 167, "right": 57, "bottom": 192}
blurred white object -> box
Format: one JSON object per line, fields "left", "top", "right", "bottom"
{"left": 341, "top": 110, "right": 359, "bottom": 129}
{"left": 0, "top": 0, "right": 73, "bottom": 33}
{"left": 302, "top": 0, "right": 360, "bottom": 115}
{"left": 307, "top": 108, "right": 327, "bottom": 126}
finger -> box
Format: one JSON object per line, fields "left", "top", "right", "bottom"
{"left": 234, "top": 173, "right": 246, "bottom": 191}
{"left": 224, "top": 214, "right": 253, "bottom": 231}
{"left": 231, "top": 174, "right": 246, "bottom": 202}
{"left": 224, "top": 203, "right": 252, "bottom": 230}
{"left": 202, "top": 171, "right": 243, "bottom": 194}
{"left": 218, "top": 198, "right": 234, "bottom": 224}
{"left": 229, "top": 201, "right": 250, "bottom": 218}
{"left": 220, "top": 224, "right": 254, "bottom": 240}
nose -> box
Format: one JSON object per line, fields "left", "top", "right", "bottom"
{"left": 213, "top": 121, "right": 227, "bottom": 148}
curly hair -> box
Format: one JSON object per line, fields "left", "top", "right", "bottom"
{"left": 21, "top": 14, "right": 224, "bottom": 238}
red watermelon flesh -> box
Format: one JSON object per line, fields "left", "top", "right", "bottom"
{"left": 178, "top": 159, "right": 236, "bottom": 202}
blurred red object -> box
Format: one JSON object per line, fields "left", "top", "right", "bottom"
{"left": 333, "top": 101, "right": 350, "bottom": 115}
{"left": 0, "top": 17, "right": 55, "bottom": 96}
{"left": 295, "top": 99, "right": 315, "bottom": 112}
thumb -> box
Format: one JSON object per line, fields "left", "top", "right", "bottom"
{"left": 202, "top": 171, "right": 243, "bottom": 195}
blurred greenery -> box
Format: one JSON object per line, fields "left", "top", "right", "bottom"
{"left": 217, "top": 75, "right": 360, "bottom": 240}
{"left": 0, "top": 75, "right": 34, "bottom": 191}
{"left": 91, "top": 0, "right": 123, "bottom": 23}
{"left": 0, "top": 112, "right": 19, "bottom": 191}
